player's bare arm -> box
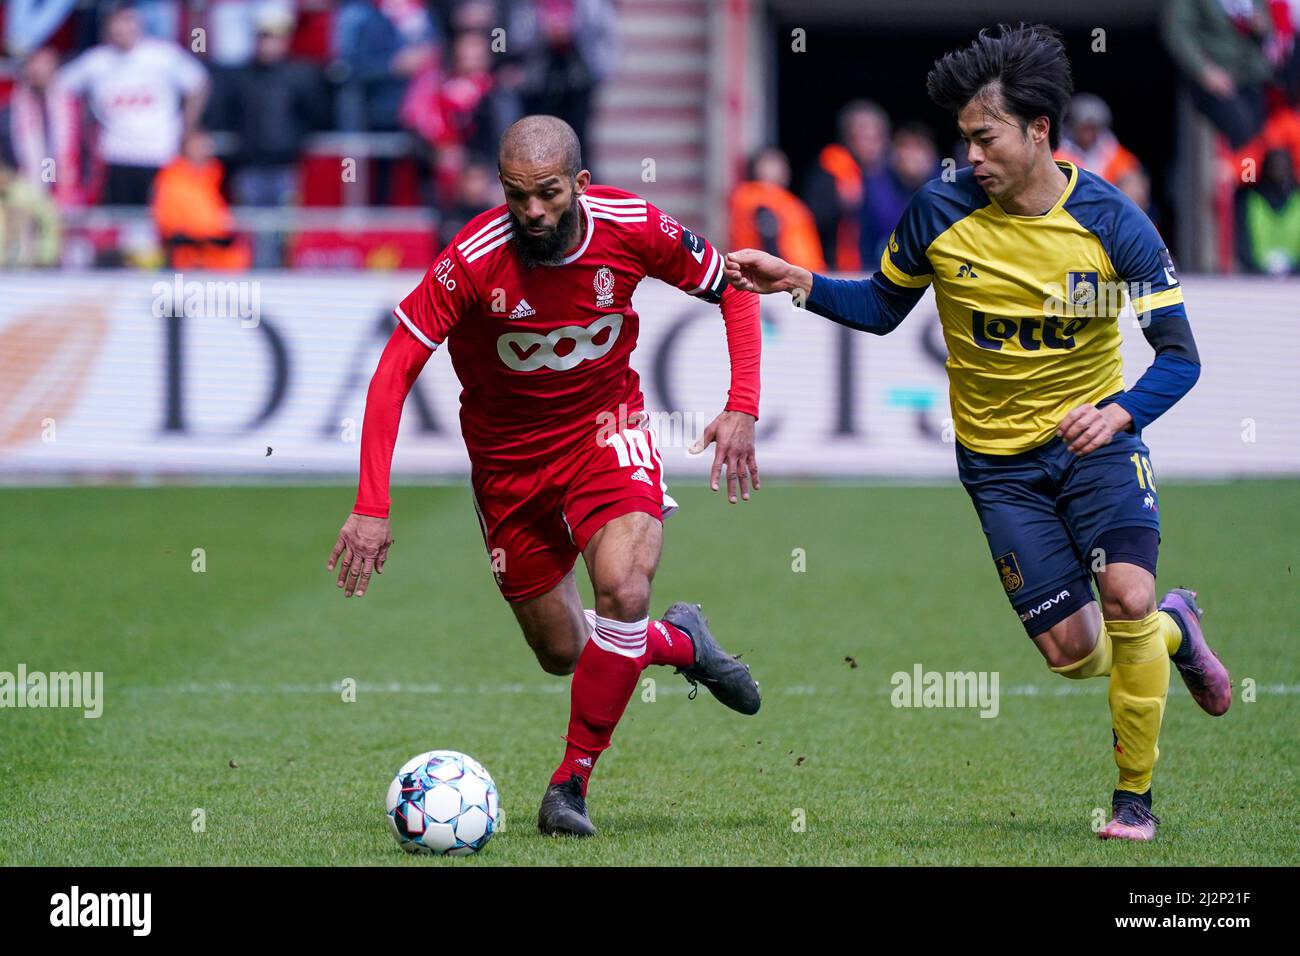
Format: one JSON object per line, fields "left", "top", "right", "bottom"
{"left": 1057, "top": 402, "right": 1134, "bottom": 456}
{"left": 327, "top": 513, "right": 393, "bottom": 598}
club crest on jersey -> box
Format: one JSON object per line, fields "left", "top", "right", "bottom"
{"left": 996, "top": 552, "right": 1023, "bottom": 594}
{"left": 594, "top": 266, "right": 615, "bottom": 308}
{"left": 1067, "top": 271, "right": 1098, "bottom": 307}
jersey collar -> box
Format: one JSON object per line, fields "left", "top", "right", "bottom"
{"left": 990, "top": 160, "right": 1078, "bottom": 220}
{"left": 544, "top": 194, "right": 596, "bottom": 266}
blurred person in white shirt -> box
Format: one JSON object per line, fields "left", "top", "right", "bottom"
{"left": 56, "top": 1, "right": 208, "bottom": 205}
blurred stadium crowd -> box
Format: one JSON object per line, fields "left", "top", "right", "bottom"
{"left": 1, "top": 0, "right": 1298, "bottom": 275}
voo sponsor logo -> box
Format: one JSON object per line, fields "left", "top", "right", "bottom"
{"left": 497, "top": 314, "right": 622, "bottom": 371}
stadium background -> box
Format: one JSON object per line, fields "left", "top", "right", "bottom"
{"left": 0, "top": 0, "right": 1297, "bottom": 867}
{"left": 2, "top": 0, "right": 1298, "bottom": 480}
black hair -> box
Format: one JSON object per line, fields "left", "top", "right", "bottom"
{"left": 926, "top": 23, "right": 1073, "bottom": 150}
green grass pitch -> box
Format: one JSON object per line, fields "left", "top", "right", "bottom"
{"left": 1, "top": 480, "right": 1296, "bottom": 866}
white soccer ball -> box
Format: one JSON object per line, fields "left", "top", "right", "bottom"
{"left": 385, "top": 750, "right": 502, "bottom": 855}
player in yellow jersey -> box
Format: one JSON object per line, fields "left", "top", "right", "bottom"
{"left": 726, "top": 23, "right": 1231, "bottom": 841}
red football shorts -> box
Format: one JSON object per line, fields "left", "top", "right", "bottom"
{"left": 470, "top": 423, "right": 678, "bottom": 603}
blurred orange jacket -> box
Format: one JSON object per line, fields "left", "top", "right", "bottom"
{"left": 815, "top": 143, "right": 862, "bottom": 271}
{"left": 152, "top": 158, "right": 250, "bottom": 270}
{"left": 730, "top": 180, "right": 827, "bottom": 271}
{"left": 1054, "top": 138, "right": 1141, "bottom": 185}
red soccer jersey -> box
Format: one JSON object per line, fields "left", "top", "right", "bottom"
{"left": 393, "top": 185, "right": 737, "bottom": 468}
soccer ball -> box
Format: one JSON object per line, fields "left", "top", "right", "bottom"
{"left": 385, "top": 750, "right": 502, "bottom": 855}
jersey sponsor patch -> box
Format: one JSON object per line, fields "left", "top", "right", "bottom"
{"left": 1158, "top": 247, "right": 1179, "bottom": 285}
{"left": 681, "top": 227, "right": 706, "bottom": 263}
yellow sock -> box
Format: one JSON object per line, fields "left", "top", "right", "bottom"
{"left": 1107, "top": 611, "right": 1171, "bottom": 794}
{"left": 1158, "top": 610, "right": 1184, "bottom": 657}
{"left": 1050, "top": 624, "right": 1112, "bottom": 679}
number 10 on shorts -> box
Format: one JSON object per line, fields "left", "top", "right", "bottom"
{"left": 607, "top": 429, "right": 654, "bottom": 468}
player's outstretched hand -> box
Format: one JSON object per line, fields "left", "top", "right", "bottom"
{"left": 690, "top": 409, "right": 760, "bottom": 504}
{"left": 1057, "top": 402, "right": 1133, "bottom": 456}
{"left": 724, "top": 248, "right": 811, "bottom": 296}
{"left": 327, "top": 512, "right": 393, "bottom": 598}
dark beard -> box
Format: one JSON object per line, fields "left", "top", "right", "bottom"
{"left": 511, "top": 201, "right": 582, "bottom": 268}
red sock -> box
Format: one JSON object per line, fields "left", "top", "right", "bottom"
{"left": 579, "top": 611, "right": 694, "bottom": 669}
{"left": 550, "top": 615, "right": 647, "bottom": 793}
{"left": 645, "top": 619, "right": 695, "bottom": 668}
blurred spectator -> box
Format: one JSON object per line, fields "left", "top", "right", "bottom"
{"left": 3, "top": 47, "right": 85, "bottom": 207}
{"left": 0, "top": 158, "right": 61, "bottom": 267}
{"left": 332, "top": 0, "right": 441, "bottom": 133}
{"left": 152, "top": 130, "right": 251, "bottom": 270}
{"left": 213, "top": 9, "right": 327, "bottom": 265}
{"left": 729, "top": 148, "right": 826, "bottom": 269}
{"left": 1162, "top": 0, "right": 1275, "bottom": 148}
{"left": 1055, "top": 93, "right": 1153, "bottom": 212}
{"left": 1056, "top": 94, "right": 1142, "bottom": 183}
{"left": 222, "top": 11, "right": 325, "bottom": 201}
{"left": 402, "top": 29, "right": 516, "bottom": 205}
{"left": 1234, "top": 99, "right": 1300, "bottom": 179}
{"left": 56, "top": 2, "right": 208, "bottom": 205}
{"left": 205, "top": 0, "right": 299, "bottom": 67}
{"left": 802, "top": 100, "right": 890, "bottom": 271}
{"left": 1235, "top": 147, "right": 1300, "bottom": 273}
{"left": 506, "top": 0, "right": 619, "bottom": 162}
{"left": 439, "top": 158, "right": 503, "bottom": 245}
{"left": 859, "top": 122, "right": 939, "bottom": 266}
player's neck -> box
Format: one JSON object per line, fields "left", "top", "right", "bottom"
{"left": 562, "top": 200, "right": 588, "bottom": 257}
{"left": 999, "top": 158, "right": 1069, "bottom": 217}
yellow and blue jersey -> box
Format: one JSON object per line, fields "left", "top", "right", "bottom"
{"left": 807, "top": 161, "right": 1200, "bottom": 454}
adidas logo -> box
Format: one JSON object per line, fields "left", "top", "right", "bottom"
{"left": 509, "top": 298, "right": 536, "bottom": 319}
{"left": 629, "top": 467, "right": 652, "bottom": 486}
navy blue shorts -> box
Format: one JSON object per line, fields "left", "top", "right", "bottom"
{"left": 956, "top": 428, "right": 1161, "bottom": 635}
